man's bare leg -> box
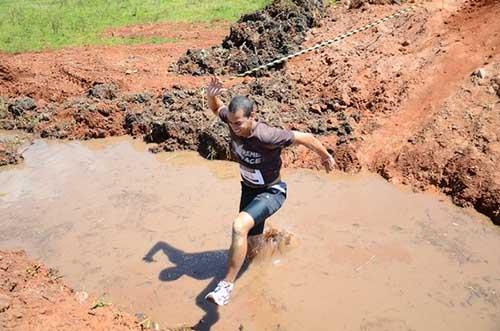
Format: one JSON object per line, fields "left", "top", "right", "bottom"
{"left": 206, "top": 212, "right": 255, "bottom": 306}
{"left": 224, "top": 212, "right": 255, "bottom": 282}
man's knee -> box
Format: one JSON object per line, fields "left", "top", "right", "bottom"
{"left": 232, "top": 213, "right": 254, "bottom": 236}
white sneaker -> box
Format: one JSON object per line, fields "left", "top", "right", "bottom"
{"left": 205, "top": 280, "right": 234, "bottom": 306}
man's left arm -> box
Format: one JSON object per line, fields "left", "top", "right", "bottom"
{"left": 292, "top": 131, "right": 335, "bottom": 172}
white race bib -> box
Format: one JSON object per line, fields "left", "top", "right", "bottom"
{"left": 239, "top": 165, "right": 265, "bottom": 185}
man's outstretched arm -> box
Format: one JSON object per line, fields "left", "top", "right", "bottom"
{"left": 292, "top": 131, "right": 335, "bottom": 172}
{"left": 206, "top": 76, "right": 226, "bottom": 116}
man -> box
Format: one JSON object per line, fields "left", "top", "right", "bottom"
{"left": 205, "top": 76, "right": 335, "bottom": 306}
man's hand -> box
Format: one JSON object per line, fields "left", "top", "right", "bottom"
{"left": 207, "top": 76, "right": 226, "bottom": 97}
{"left": 142, "top": 255, "right": 156, "bottom": 263}
{"left": 321, "top": 154, "right": 335, "bottom": 173}
{"left": 292, "top": 131, "right": 336, "bottom": 173}
{"left": 206, "top": 76, "right": 226, "bottom": 115}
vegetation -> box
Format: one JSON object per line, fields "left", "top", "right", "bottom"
{"left": 0, "top": 0, "right": 271, "bottom": 52}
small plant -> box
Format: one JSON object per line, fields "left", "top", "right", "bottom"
{"left": 206, "top": 144, "right": 218, "bottom": 160}
{"left": 90, "top": 298, "right": 112, "bottom": 310}
{"left": 26, "top": 264, "right": 41, "bottom": 277}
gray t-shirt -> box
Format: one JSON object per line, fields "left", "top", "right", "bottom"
{"left": 219, "top": 106, "right": 295, "bottom": 187}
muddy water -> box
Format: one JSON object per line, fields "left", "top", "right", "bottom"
{"left": 1, "top": 137, "right": 499, "bottom": 331}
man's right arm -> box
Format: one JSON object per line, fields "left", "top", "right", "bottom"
{"left": 207, "top": 76, "right": 226, "bottom": 116}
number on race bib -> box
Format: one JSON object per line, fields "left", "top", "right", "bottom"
{"left": 239, "top": 165, "right": 264, "bottom": 185}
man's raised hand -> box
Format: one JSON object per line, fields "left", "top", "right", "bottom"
{"left": 207, "top": 76, "right": 226, "bottom": 97}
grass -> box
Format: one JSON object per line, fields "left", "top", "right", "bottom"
{"left": 0, "top": 0, "right": 272, "bottom": 53}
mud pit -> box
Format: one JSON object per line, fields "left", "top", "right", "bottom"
{"left": 1, "top": 137, "right": 499, "bottom": 330}
{"left": 1, "top": 0, "right": 498, "bottom": 224}
{"left": 1, "top": 0, "right": 500, "bottom": 327}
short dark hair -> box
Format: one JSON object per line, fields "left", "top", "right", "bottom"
{"left": 228, "top": 95, "right": 254, "bottom": 117}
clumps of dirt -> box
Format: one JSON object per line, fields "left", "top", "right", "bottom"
{"left": 145, "top": 75, "right": 357, "bottom": 158}
{"left": 144, "top": 87, "right": 217, "bottom": 154}
{"left": 0, "top": 64, "right": 15, "bottom": 83}
{"left": 441, "top": 151, "right": 499, "bottom": 224}
{"left": 332, "top": 143, "right": 362, "bottom": 172}
{"left": 87, "top": 83, "right": 118, "bottom": 100}
{"left": 7, "top": 97, "right": 36, "bottom": 117}
{"left": 0, "top": 96, "right": 38, "bottom": 133}
{"left": 345, "top": 0, "right": 401, "bottom": 10}
{"left": 0, "top": 87, "right": 159, "bottom": 140}
{"left": 1, "top": 72, "right": 359, "bottom": 162}
{"left": 0, "top": 250, "right": 141, "bottom": 330}
{"left": 0, "top": 132, "right": 31, "bottom": 167}
{"left": 491, "top": 77, "right": 500, "bottom": 98}
{"left": 0, "top": 143, "right": 23, "bottom": 167}
{"left": 172, "top": 0, "right": 325, "bottom": 76}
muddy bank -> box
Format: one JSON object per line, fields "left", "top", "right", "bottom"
{"left": 283, "top": 0, "right": 500, "bottom": 222}
{"left": 372, "top": 63, "right": 500, "bottom": 224}
{"left": 0, "top": 76, "right": 356, "bottom": 165}
{"left": 0, "top": 250, "right": 141, "bottom": 331}
{"left": 172, "top": 0, "right": 325, "bottom": 76}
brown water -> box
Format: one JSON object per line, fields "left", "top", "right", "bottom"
{"left": 1, "top": 137, "right": 499, "bottom": 331}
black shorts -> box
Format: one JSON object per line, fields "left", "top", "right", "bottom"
{"left": 239, "top": 181, "right": 287, "bottom": 236}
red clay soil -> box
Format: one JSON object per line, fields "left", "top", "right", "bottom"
{"left": 0, "top": 22, "right": 232, "bottom": 103}
{"left": 283, "top": 0, "right": 500, "bottom": 223}
{"left": 0, "top": 250, "right": 141, "bottom": 330}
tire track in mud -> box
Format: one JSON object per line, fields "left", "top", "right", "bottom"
{"left": 59, "top": 66, "right": 95, "bottom": 90}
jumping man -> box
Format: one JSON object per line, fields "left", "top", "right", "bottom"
{"left": 204, "top": 76, "right": 335, "bottom": 306}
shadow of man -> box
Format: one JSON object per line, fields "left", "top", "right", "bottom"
{"left": 143, "top": 241, "right": 249, "bottom": 330}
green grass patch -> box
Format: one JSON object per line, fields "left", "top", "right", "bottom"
{"left": 0, "top": 0, "right": 271, "bottom": 53}
{"left": 106, "top": 36, "right": 177, "bottom": 46}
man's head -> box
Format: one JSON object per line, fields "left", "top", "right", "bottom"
{"left": 227, "top": 95, "right": 255, "bottom": 137}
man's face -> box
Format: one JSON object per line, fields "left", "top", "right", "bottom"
{"left": 227, "top": 108, "right": 254, "bottom": 137}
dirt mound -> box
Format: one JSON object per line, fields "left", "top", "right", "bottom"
{"left": 172, "top": 0, "right": 325, "bottom": 76}
{"left": 0, "top": 74, "right": 357, "bottom": 163}
{"left": 0, "top": 250, "right": 141, "bottom": 330}
{"left": 145, "top": 75, "right": 359, "bottom": 159}
{"left": 372, "top": 62, "right": 500, "bottom": 224}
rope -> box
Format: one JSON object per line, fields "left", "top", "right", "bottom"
{"left": 237, "top": 5, "right": 418, "bottom": 77}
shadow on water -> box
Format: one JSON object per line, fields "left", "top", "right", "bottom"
{"left": 143, "top": 241, "right": 249, "bottom": 330}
